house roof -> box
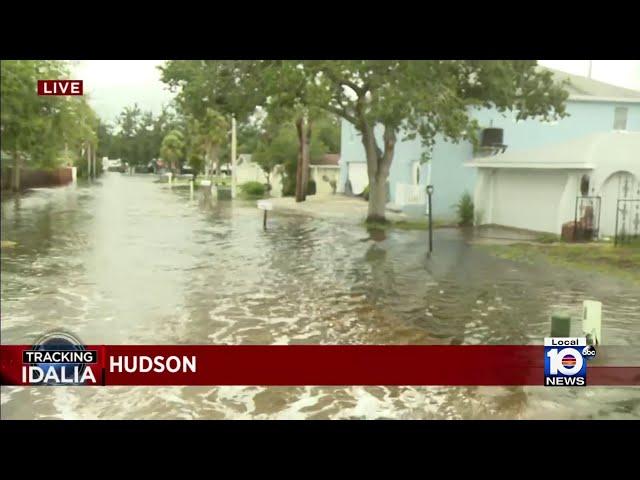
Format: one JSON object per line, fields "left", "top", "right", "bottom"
{"left": 311, "top": 154, "right": 340, "bottom": 166}
{"left": 466, "top": 130, "right": 640, "bottom": 171}
{"left": 540, "top": 66, "right": 640, "bottom": 103}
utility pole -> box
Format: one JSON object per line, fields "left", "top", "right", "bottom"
{"left": 587, "top": 60, "right": 593, "bottom": 79}
{"left": 231, "top": 116, "right": 237, "bottom": 199}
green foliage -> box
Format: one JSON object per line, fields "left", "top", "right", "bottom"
{"left": 184, "top": 107, "right": 229, "bottom": 175}
{"left": 112, "top": 105, "right": 180, "bottom": 165}
{"left": 455, "top": 192, "right": 474, "bottom": 226}
{"left": 307, "top": 179, "right": 316, "bottom": 195}
{"left": 239, "top": 181, "right": 266, "bottom": 197}
{"left": 160, "top": 130, "right": 185, "bottom": 170}
{"left": 252, "top": 116, "right": 328, "bottom": 194}
{"left": 253, "top": 121, "right": 297, "bottom": 187}
{"left": 160, "top": 60, "right": 569, "bottom": 220}
{"left": 362, "top": 185, "right": 370, "bottom": 201}
{"left": 159, "top": 61, "right": 263, "bottom": 122}
{"left": 1, "top": 60, "right": 99, "bottom": 172}
{"left": 311, "top": 114, "right": 340, "bottom": 154}
{"left": 488, "top": 243, "right": 640, "bottom": 284}
{"left": 536, "top": 233, "right": 560, "bottom": 244}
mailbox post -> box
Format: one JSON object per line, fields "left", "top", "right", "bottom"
{"left": 257, "top": 200, "right": 273, "bottom": 230}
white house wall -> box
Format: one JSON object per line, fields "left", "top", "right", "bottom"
{"left": 310, "top": 166, "right": 339, "bottom": 194}
{"left": 473, "top": 169, "right": 494, "bottom": 225}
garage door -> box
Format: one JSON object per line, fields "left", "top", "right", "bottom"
{"left": 347, "top": 162, "right": 368, "bottom": 195}
{"left": 491, "top": 170, "right": 567, "bottom": 234}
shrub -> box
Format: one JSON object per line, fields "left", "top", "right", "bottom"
{"left": 536, "top": 233, "right": 559, "bottom": 244}
{"left": 307, "top": 179, "right": 316, "bottom": 195}
{"left": 239, "top": 181, "right": 266, "bottom": 197}
{"left": 455, "top": 192, "right": 474, "bottom": 226}
{"left": 362, "top": 184, "right": 370, "bottom": 201}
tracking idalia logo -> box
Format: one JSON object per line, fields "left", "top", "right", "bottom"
{"left": 21, "top": 332, "right": 99, "bottom": 385}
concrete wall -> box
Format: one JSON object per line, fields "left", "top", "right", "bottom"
{"left": 235, "top": 160, "right": 285, "bottom": 197}
{"left": 1, "top": 167, "right": 75, "bottom": 191}
{"left": 310, "top": 166, "right": 339, "bottom": 194}
{"left": 339, "top": 100, "right": 640, "bottom": 221}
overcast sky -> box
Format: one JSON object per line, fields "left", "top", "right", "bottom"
{"left": 73, "top": 60, "right": 640, "bottom": 124}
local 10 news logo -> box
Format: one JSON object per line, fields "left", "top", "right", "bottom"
{"left": 544, "top": 337, "right": 597, "bottom": 386}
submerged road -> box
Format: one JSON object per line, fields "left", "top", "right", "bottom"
{"left": 1, "top": 173, "right": 639, "bottom": 419}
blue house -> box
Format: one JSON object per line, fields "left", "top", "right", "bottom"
{"left": 338, "top": 68, "right": 640, "bottom": 221}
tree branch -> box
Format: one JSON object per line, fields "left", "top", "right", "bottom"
{"left": 320, "top": 103, "right": 358, "bottom": 125}
{"left": 324, "top": 69, "right": 364, "bottom": 97}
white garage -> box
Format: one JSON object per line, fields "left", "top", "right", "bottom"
{"left": 467, "top": 131, "right": 640, "bottom": 237}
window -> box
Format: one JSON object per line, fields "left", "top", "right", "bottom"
{"left": 614, "top": 107, "right": 628, "bottom": 130}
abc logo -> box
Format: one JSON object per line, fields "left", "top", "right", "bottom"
{"left": 582, "top": 345, "right": 597, "bottom": 359}
{"left": 547, "top": 348, "right": 584, "bottom": 375}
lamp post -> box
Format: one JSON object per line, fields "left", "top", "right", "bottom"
{"left": 426, "top": 184, "right": 434, "bottom": 256}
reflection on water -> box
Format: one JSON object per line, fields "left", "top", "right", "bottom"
{"left": 1, "top": 174, "right": 639, "bottom": 419}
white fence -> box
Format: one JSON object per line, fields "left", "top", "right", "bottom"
{"left": 395, "top": 183, "right": 426, "bottom": 206}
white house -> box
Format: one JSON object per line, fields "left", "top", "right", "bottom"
{"left": 309, "top": 154, "right": 340, "bottom": 194}
{"left": 466, "top": 131, "right": 640, "bottom": 237}
{"left": 339, "top": 67, "right": 640, "bottom": 220}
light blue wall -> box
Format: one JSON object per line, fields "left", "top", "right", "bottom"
{"left": 339, "top": 100, "right": 640, "bottom": 220}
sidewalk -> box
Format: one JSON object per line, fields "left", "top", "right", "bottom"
{"left": 267, "top": 194, "right": 411, "bottom": 224}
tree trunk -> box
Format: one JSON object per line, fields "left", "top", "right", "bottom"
{"left": 361, "top": 124, "right": 396, "bottom": 223}
{"left": 212, "top": 145, "right": 220, "bottom": 178}
{"left": 295, "top": 116, "right": 312, "bottom": 202}
{"left": 302, "top": 120, "right": 312, "bottom": 195}
{"left": 266, "top": 169, "right": 272, "bottom": 191}
{"left": 367, "top": 176, "right": 388, "bottom": 222}
{"left": 295, "top": 117, "right": 305, "bottom": 202}
{"left": 12, "top": 151, "right": 21, "bottom": 192}
{"left": 205, "top": 143, "right": 213, "bottom": 179}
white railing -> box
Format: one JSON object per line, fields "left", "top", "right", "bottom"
{"left": 395, "top": 183, "right": 426, "bottom": 206}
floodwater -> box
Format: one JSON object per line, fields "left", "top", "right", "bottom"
{"left": 1, "top": 173, "right": 639, "bottom": 419}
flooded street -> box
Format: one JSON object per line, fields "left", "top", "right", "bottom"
{"left": 2, "top": 173, "right": 639, "bottom": 419}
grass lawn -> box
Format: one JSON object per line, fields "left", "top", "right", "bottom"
{"left": 365, "top": 218, "right": 457, "bottom": 231}
{"left": 486, "top": 240, "right": 640, "bottom": 284}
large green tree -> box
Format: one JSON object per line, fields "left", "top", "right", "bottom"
{"left": 98, "top": 104, "right": 180, "bottom": 169}
{"left": 257, "top": 60, "right": 569, "bottom": 222}
{"left": 188, "top": 108, "right": 229, "bottom": 177}
{"left": 1, "top": 60, "right": 98, "bottom": 190}
{"left": 253, "top": 115, "right": 329, "bottom": 195}
{"left": 159, "top": 61, "right": 269, "bottom": 186}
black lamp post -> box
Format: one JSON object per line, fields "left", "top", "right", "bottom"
{"left": 426, "top": 184, "right": 434, "bottom": 256}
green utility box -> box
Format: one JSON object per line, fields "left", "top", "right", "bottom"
{"left": 550, "top": 313, "right": 572, "bottom": 337}
{"left": 216, "top": 186, "right": 232, "bottom": 200}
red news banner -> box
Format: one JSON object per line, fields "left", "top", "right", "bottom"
{"left": 1, "top": 345, "right": 639, "bottom": 386}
